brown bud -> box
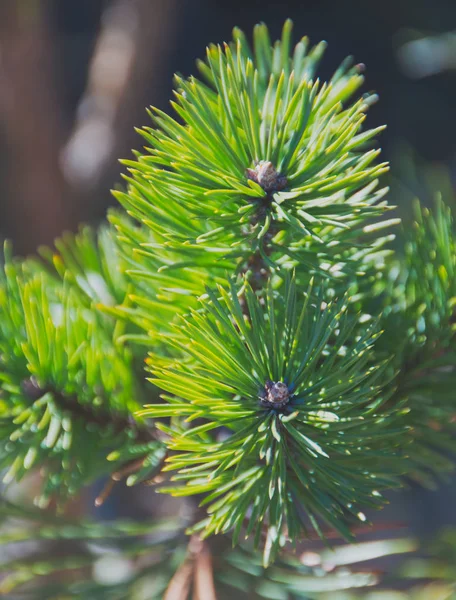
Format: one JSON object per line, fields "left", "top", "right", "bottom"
{"left": 246, "top": 160, "right": 287, "bottom": 193}
{"left": 259, "top": 380, "right": 291, "bottom": 409}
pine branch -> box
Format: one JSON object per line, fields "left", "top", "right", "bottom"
{"left": 374, "top": 191, "right": 456, "bottom": 481}
{"left": 2, "top": 17, "right": 456, "bottom": 597}
{"left": 140, "top": 276, "right": 408, "bottom": 565}
{"left": 0, "top": 227, "right": 164, "bottom": 505}
{"left": 115, "top": 18, "right": 396, "bottom": 316}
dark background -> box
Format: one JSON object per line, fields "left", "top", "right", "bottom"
{"left": 0, "top": 0, "right": 455, "bottom": 545}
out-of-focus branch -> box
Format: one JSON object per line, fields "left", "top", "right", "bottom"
{"left": 61, "top": 0, "right": 179, "bottom": 219}
{"left": 0, "top": 0, "right": 71, "bottom": 253}
{"left": 193, "top": 540, "right": 217, "bottom": 600}
{"left": 163, "top": 536, "right": 216, "bottom": 600}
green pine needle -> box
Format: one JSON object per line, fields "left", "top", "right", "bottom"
{"left": 0, "top": 240, "right": 162, "bottom": 505}
{"left": 117, "top": 20, "right": 394, "bottom": 292}
{"left": 140, "top": 277, "right": 408, "bottom": 565}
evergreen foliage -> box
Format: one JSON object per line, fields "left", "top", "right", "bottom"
{"left": 0, "top": 19, "right": 455, "bottom": 598}
{"left": 378, "top": 196, "right": 456, "bottom": 481}
{"left": 115, "top": 20, "right": 396, "bottom": 295}
{"left": 0, "top": 227, "right": 164, "bottom": 508}
{"left": 141, "top": 279, "right": 405, "bottom": 563}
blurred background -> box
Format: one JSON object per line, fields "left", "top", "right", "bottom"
{"left": 1, "top": 0, "right": 456, "bottom": 596}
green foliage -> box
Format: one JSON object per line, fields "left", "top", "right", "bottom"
{"left": 382, "top": 197, "right": 456, "bottom": 358}
{"left": 376, "top": 195, "right": 456, "bottom": 481}
{"left": 116, "top": 19, "right": 395, "bottom": 300}
{"left": 105, "top": 209, "right": 220, "bottom": 341}
{"left": 140, "top": 277, "right": 407, "bottom": 564}
{"left": 0, "top": 17, "right": 456, "bottom": 599}
{"left": 0, "top": 230, "right": 163, "bottom": 506}
{"left": 36, "top": 220, "right": 130, "bottom": 307}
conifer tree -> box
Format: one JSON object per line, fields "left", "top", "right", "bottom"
{"left": 0, "top": 20, "right": 455, "bottom": 598}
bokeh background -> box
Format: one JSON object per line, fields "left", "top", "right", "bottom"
{"left": 1, "top": 0, "right": 456, "bottom": 595}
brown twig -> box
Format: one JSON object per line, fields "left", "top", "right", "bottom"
{"left": 94, "top": 447, "right": 169, "bottom": 507}
{"left": 163, "top": 559, "right": 194, "bottom": 600}
{"left": 193, "top": 540, "right": 217, "bottom": 600}
{"left": 163, "top": 535, "right": 208, "bottom": 600}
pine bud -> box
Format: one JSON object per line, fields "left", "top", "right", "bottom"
{"left": 246, "top": 161, "right": 287, "bottom": 193}
{"left": 259, "top": 380, "right": 291, "bottom": 409}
